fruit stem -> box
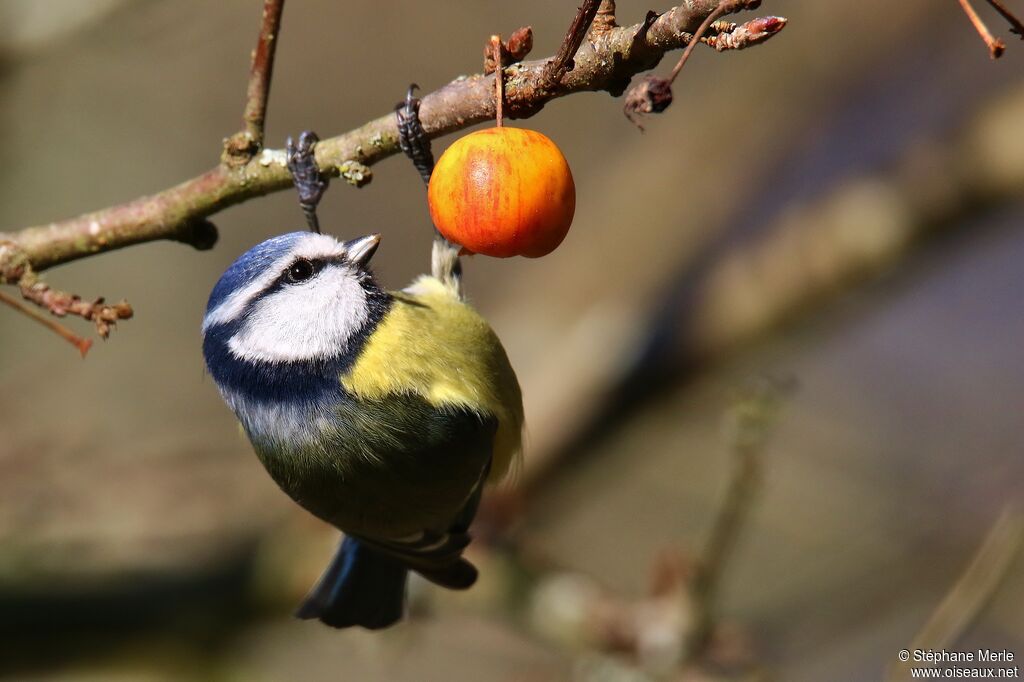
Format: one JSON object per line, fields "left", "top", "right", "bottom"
{"left": 668, "top": 1, "right": 729, "bottom": 85}
{"left": 491, "top": 34, "right": 504, "bottom": 127}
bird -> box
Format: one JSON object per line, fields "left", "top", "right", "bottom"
{"left": 201, "top": 230, "right": 523, "bottom": 629}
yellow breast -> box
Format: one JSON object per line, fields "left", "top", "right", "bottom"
{"left": 341, "top": 276, "right": 523, "bottom": 481}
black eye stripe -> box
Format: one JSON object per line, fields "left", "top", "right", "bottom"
{"left": 224, "top": 251, "right": 386, "bottom": 332}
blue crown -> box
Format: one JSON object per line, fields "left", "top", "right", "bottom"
{"left": 206, "top": 232, "right": 307, "bottom": 314}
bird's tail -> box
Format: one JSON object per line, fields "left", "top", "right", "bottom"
{"left": 296, "top": 536, "right": 408, "bottom": 630}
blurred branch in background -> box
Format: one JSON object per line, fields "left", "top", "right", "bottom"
{"left": 682, "top": 85, "right": 1024, "bottom": 360}
{"left": 499, "top": 81, "right": 1024, "bottom": 518}
{"left": 886, "top": 508, "right": 1024, "bottom": 682}
{"left": 687, "top": 376, "right": 793, "bottom": 655}
{"left": 519, "top": 378, "right": 791, "bottom": 679}
{"left": 0, "top": 0, "right": 784, "bottom": 346}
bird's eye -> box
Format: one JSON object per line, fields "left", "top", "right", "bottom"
{"left": 285, "top": 258, "right": 316, "bottom": 283}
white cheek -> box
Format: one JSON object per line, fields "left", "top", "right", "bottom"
{"left": 227, "top": 268, "right": 369, "bottom": 363}
{"left": 203, "top": 233, "right": 348, "bottom": 331}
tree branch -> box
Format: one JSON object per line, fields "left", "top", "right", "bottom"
{"left": 984, "top": 0, "right": 1024, "bottom": 37}
{"left": 886, "top": 508, "right": 1024, "bottom": 682}
{"left": 0, "top": 289, "right": 93, "bottom": 357}
{"left": 18, "top": 270, "right": 133, "bottom": 339}
{"left": 224, "top": 0, "right": 286, "bottom": 163}
{"left": 0, "top": 0, "right": 283, "bottom": 343}
{"left": 687, "top": 376, "right": 791, "bottom": 655}
{"left": 668, "top": 0, "right": 733, "bottom": 83}
{"left": 0, "top": 2, "right": 784, "bottom": 281}
{"left": 958, "top": 0, "right": 1007, "bottom": 58}
{"left": 542, "top": 0, "right": 602, "bottom": 87}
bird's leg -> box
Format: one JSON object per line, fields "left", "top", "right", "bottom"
{"left": 395, "top": 84, "right": 463, "bottom": 297}
{"left": 286, "top": 130, "right": 329, "bottom": 234}
{"left": 395, "top": 84, "right": 434, "bottom": 186}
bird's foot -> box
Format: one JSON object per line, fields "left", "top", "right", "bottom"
{"left": 286, "top": 130, "right": 328, "bottom": 234}
{"left": 395, "top": 84, "right": 434, "bottom": 186}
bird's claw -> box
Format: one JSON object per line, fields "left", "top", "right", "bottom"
{"left": 286, "top": 130, "right": 328, "bottom": 234}
{"left": 395, "top": 84, "right": 434, "bottom": 186}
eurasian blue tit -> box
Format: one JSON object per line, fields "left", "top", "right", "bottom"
{"left": 200, "top": 231, "right": 523, "bottom": 629}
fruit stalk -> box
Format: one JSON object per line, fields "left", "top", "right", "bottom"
{"left": 491, "top": 35, "right": 505, "bottom": 127}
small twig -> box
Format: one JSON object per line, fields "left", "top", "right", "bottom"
{"left": 245, "top": 0, "right": 285, "bottom": 144}
{"left": 18, "top": 273, "right": 133, "bottom": 339}
{"left": 914, "top": 509, "right": 1024, "bottom": 644}
{"left": 0, "top": 289, "right": 93, "bottom": 357}
{"left": 694, "top": 444, "right": 758, "bottom": 607}
{"left": 984, "top": 0, "right": 1024, "bottom": 36}
{"left": 886, "top": 508, "right": 1024, "bottom": 681}
{"left": 687, "top": 376, "right": 792, "bottom": 656}
{"left": 492, "top": 35, "right": 505, "bottom": 127}
{"left": 543, "top": 0, "right": 602, "bottom": 87}
{"left": 224, "top": 0, "right": 286, "bottom": 163}
{"left": 668, "top": 1, "right": 732, "bottom": 84}
{"left": 958, "top": 0, "right": 1007, "bottom": 58}
{"left": 986, "top": 0, "right": 1024, "bottom": 35}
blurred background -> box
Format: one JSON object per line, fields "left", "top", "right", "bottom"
{"left": 1, "top": 1, "right": 1023, "bottom": 680}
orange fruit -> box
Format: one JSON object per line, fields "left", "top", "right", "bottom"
{"left": 427, "top": 127, "right": 575, "bottom": 258}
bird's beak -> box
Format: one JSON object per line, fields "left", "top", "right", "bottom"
{"left": 345, "top": 234, "right": 381, "bottom": 266}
